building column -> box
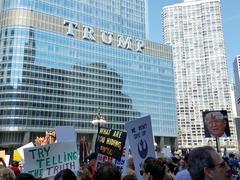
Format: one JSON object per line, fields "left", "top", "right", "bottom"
{"left": 172, "top": 137, "right": 178, "bottom": 152}
{"left": 91, "top": 133, "right": 97, "bottom": 153}
{"left": 160, "top": 136, "right": 164, "bottom": 149}
{"left": 23, "top": 132, "right": 30, "bottom": 144}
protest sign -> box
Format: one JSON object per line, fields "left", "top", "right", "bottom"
{"left": 96, "top": 138, "right": 129, "bottom": 175}
{"left": 13, "top": 150, "right": 21, "bottom": 161}
{"left": 0, "top": 150, "right": 5, "bottom": 159}
{"left": 23, "top": 142, "right": 79, "bottom": 178}
{"left": 125, "top": 115, "right": 155, "bottom": 180}
{"left": 4, "top": 155, "right": 10, "bottom": 167}
{"left": 17, "top": 142, "right": 34, "bottom": 160}
{"left": 161, "top": 147, "right": 172, "bottom": 158}
{"left": 95, "top": 127, "right": 127, "bottom": 160}
{"left": 55, "top": 126, "right": 76, "bottom": 142}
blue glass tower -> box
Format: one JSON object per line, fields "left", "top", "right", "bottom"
{"left": 0, "top": 0, "right": 177, "bottom": 151}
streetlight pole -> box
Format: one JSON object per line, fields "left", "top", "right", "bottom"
{"left": 91, "top": 107, "right": 106, "bottom": 152}
{"left": 92, "top": 107, "right": 106, "bottom": 129}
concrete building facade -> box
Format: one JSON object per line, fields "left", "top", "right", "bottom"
{"left": 163, "top": 0, "right": 237, "bottom": 149}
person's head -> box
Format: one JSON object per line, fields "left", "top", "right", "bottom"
{"left": 229, "top": 153, "right": 235, "bottom": 159}
{"left": 122, "top": 174, "right": 137, "bottom": 180}
{"left": 96, "top": 161, "right": 121, "bottom": 180}
{"left": 16, "top": 173, "right": 35, "bottom": 180}
{"left": 141, "top": 157, "right": 165, "bottom": 180}
{"left": 179, "top": 159, "right": 186, "bottom": 167}
{"left": 188, "top": 146, "right": 230, "bottom": 180}
{"left": 0, "top": 168, "right": 15, "bottom": 180}
{"left": 54, "top": 169, "right": 76, "bottom": 180}
{"left": 12, "top": 161, "right": 19, "bottom": 167}
{"left": 77, "top": 165, "right": 92, "bottom": 180}
{"left": 205, "top": 111, "right": 227, "bottom": 137}
{"left": 166, "top": 161, "right": 177, "bottom": 174}
{"left": 127, "top": 156, "right": 135, "bottom": 170}
{"left": 87, "top": 152, "right": 97, "bottom": 167}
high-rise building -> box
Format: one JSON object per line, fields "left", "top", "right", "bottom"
{"left": 163, "top": 0, "right": 237, "bottom": 149}
{"left": 229, "top": 83, "right": 237, "bottom": 118}
{"left": 235, "top": 117, "right": 240, "bottom": 152}
{"left": 234, "top": 55, "right": 240, "bottom": 116}
{"left": 0, "top": 0, "right": 177, "bottom": 152}
{"left": 233, "top": 56, "right": 240, "bottom": 151}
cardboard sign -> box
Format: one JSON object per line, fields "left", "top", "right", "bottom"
{"left": 13, "top": 150, "right": 21, "bottom": 161}
{"left": 161, "top": 147, "right": 172, "bottom": 158}
{"left": 4, "top": 155, "right": 10, "bottom": 167}
{"left": 95, "top": 127, "right": 127, "bottom": 160}
{"left": 55, "top": 126, "right": 76, "bottom": 142}
{"left": 17, "top": 142, "right": 34, "bottom": 160}
{"left": 0, "top": 150, "right": 5, "bottom": 159}
{"left": 125, "top": 115, "right": 155, "bottom": 180}
{"left": 96, "top": 138, "right": 129, "bottom": 175}
{"left": 23, "top": 142, "right": 79, "bottom": 178}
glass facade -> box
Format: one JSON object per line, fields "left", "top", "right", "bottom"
{"left": 0, "top": 0, "right": 177, "bottom": 149}
{"left": 0, "top": 0, "right": 146, "bottom": 39}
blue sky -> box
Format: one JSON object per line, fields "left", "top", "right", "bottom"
{"left": 148, "top": 0, "right": 240, "bottom": 82}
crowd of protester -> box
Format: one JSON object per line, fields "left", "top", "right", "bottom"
{"left": 1, "top": 146, "right": 240, "bottom": 180}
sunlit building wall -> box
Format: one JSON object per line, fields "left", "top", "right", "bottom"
{"left": 163, "top": 0, "right": 237, "bottom": 149}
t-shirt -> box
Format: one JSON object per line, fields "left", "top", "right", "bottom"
{"left": 229, "top": 159, "right": 239, "bottom": 168}
{"left": 175, "top": 169, "right": 191, "bottom": 180}
{"left": 9, "top": 166, "right": 21, "bottom": 176}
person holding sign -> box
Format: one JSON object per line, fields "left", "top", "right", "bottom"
{"left": 9, "top": 161, "right": 21, "bottom": 177}
{"left": 87, "top": 152, "right": 97, "bottom": 180}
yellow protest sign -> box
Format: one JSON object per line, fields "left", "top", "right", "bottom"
{"left": 0, "top": 150, "right": 5, "bottom": 159}
{"left": 13, "top": 150, "right": 21, "bottom": 161}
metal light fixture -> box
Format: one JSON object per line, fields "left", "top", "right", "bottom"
{"left": 92, "top": 107, "right": 106, "bottom": 128}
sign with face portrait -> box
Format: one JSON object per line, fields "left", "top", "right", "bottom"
{"left": 202, "top": 110, "right": 230, "bottom": 138}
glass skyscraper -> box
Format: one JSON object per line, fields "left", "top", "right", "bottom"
{"left": 0, "top": 0, "right": 177, "bottom": 151}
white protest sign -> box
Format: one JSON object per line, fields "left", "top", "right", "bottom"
{"left": 4, "top": 155, "right": 10, "bottom": 167}
{"left": 23, "top": 142, "right": 79, "bottom": 178}
{"left": 161, "top": 147, "right": 172, "bottom": 158}
{"left": 17, "top": 142, "right": 34, "bottom": 160}
{"left": 125, "top": 115, "right": 155, "bottom": 180}
{"left": 96, "top": 138, "right": 129, "bottom": 175}
{"left": 113, "top": 138, "right": 129, "bottom": 175}
{"left": 55, "top": 126, "right": 76, "bottom": 142}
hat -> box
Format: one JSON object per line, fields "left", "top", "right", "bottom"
{"left": 87, "top": 152, "right": 98, "bottom": 161}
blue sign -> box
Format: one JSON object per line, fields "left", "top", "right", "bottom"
{"left": 125, "top": 115, "right": 155, "bottom": 180}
